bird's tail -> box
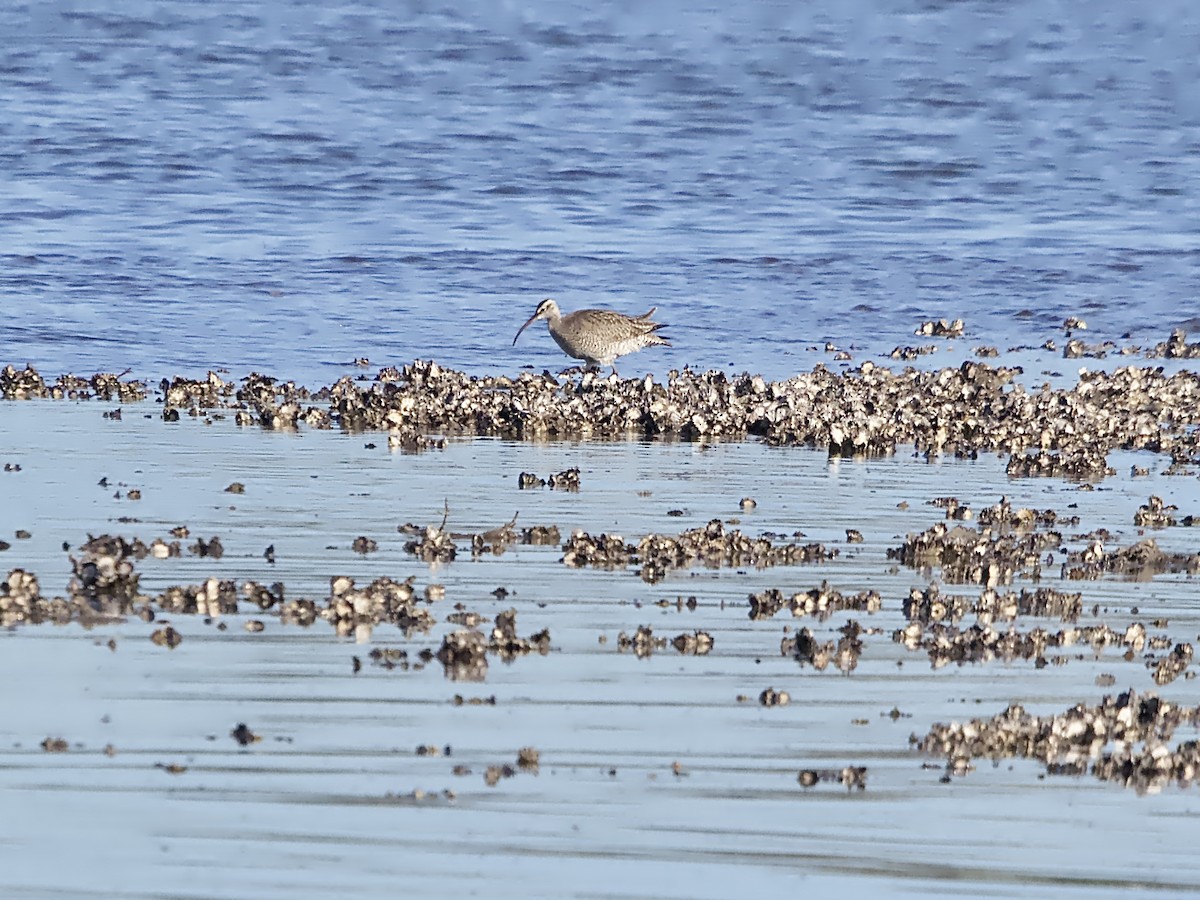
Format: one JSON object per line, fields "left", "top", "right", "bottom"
{"left": 637, "top": 308, "right": 668, "bottom": 346}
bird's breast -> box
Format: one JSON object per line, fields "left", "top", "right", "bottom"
{"left": 549, "top": 325, "right": 588, "bottom": 361}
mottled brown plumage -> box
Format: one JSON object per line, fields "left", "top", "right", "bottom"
{"left": 512, "top": 298, "right": 670, "bottom": 371}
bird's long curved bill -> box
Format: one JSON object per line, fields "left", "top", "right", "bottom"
{"left": 512, "top": 312, "right": 539, "bottom": 346}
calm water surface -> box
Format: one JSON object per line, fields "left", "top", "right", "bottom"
{"left": 1, "top": 0, "right": 1199, "bottom": 380}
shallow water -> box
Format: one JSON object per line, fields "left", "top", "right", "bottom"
{"left": 4, "top": 1, "right": 1200, "bottom": 895}
{"left": 2, "top": 1, "right": 1199, "bottom": 382}
{"left": 3, "top": 401, "right": 1200, "bottom": 898}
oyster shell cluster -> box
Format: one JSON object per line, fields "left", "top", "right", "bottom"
{"left": 435, "top": 609, "right": 550, "bottom": 682}
{"left": 916, "top": 690, "right": 1200, "bottom": 792}
{"left": 0, "top": 365, "right": 147, "bottom": 402}
{"left": 8, "top": 345, "right": 1200, "bottom": 468}
{"left": 563, "top": 520, "right": 836, "bottom": 583}
{"left": 748, "top": 582, "right": 882, "bottom": 622}
{"left": 902, "top": 585, "right": 1082, "bottom": 626}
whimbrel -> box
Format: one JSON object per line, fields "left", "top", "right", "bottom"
{"left": 512, "top": 298, "right": 670, "bottom": 373}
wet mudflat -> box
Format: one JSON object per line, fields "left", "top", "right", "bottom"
{"left": 3, "top": 373, "right": 1200, "bottom": 899}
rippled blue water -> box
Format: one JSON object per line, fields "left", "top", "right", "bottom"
{"left": 2, "top": 1, "right": 1199, "bottom": 381}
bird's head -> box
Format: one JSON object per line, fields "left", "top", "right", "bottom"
{"left": 512, "top": 298, "right": 561, "bottom": 346}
